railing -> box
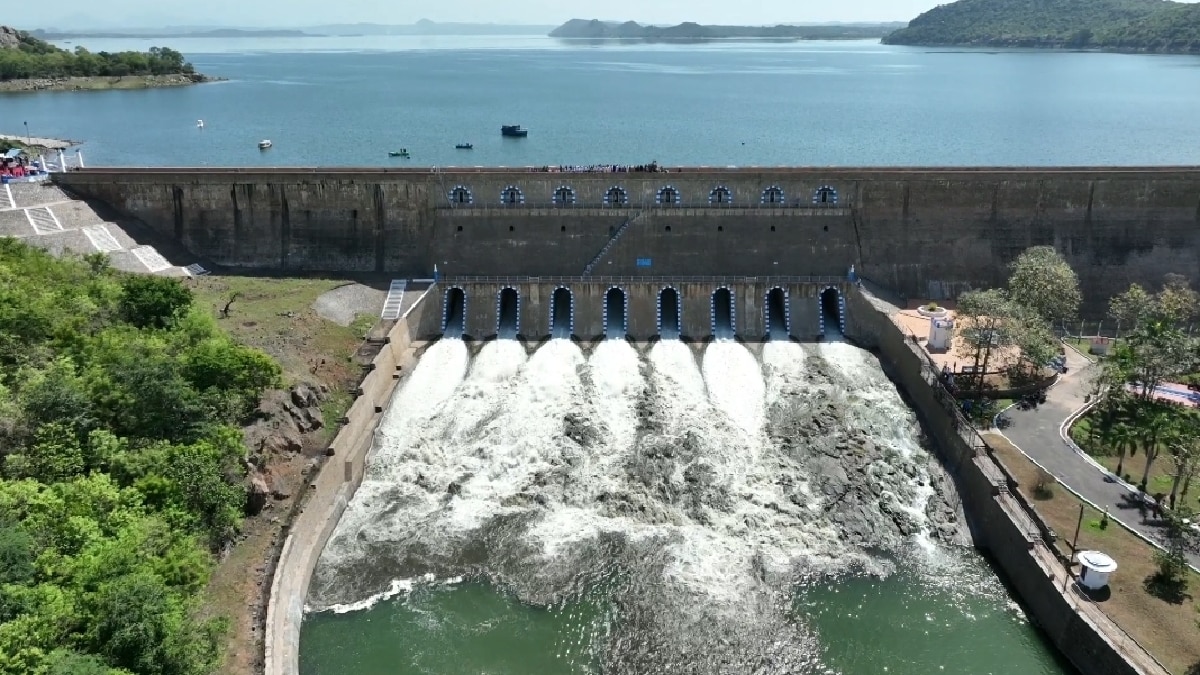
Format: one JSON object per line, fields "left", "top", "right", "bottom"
{"left": 440, "top": 275, "right": 849, "bottom": 285}
{"left": 437, "top": 203, "right": 846, "bottom": 212}
{"left": 65, "top": 165, "right": 1200, "bottom": 175}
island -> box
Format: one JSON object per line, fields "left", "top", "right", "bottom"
{"left": 883, "top": 0, "right": 1200, "bottom": 53}
{"left": 549, "top": 19, "right": 903, "bottom": 41}
{"left": 0, "top": 25, "right": 219, "bottom": 93}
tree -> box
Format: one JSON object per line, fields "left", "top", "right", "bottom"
{"left": 1167, "top": 417, "right": 1200, "bottom": 509}
{"left": 1108, "top": 283, "right": 1151, "bottom": 336}
{"left": 4, "top": 422, "right": 86, "bottom": 484}
{"left": 1136, "top": 404, "right": 1176, "bottom": 491}
{"left": 0, "top": 524, "right": 36, "bottom": 585}
{"left": 118, "top": 276, "right": 193, "bottom": 330}
{"left": 956, "top": 289, "right": 1020, "bottom": 391}
{"left": 1146, "top": 506, "right": 1199, "bottom": 603}
{"left": 1006, "top": 245, "right": 1081, "bottom": 325}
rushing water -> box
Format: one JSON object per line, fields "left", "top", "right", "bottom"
{"left": 8, "top": 36, "right": 1200, "bottom": 167}
{"left": 301, "top": 337, "right": 1069, "bottom": 674}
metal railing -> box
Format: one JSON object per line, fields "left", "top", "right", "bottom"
{"left": 440, "top": 275, "right": 849, "bottom": 285}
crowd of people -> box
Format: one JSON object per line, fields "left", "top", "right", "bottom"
{"left": 527, "top": 162, "right": 669, "bottom": 174}
{"left": 0, "top": 154, "right": 36, "bottom": 179}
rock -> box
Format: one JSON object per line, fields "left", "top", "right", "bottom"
{"left": 290, "top": 383, "right": 323, "bottom": 409}
{"left": 271, "top": 476, "right": 292, "bottom": 500}
{"left": 261, "top": 433, "right": 303, "bottom": 455}
{"left": 447, "top": 482, "right": 463, "bottom": 496}
{"left": 247, "top": 473, "right": 271, "bottom": 515}
{"left": 0, "top": 26, "right": 20, "bottom": 49}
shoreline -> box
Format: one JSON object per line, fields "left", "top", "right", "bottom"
{"left": 0, "top": 73, "right": 225, "bottom": 93}
{"left": 0, "top": 133, "right": 78, "bottom": 152}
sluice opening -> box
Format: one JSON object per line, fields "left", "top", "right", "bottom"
{"left": 766, "top": 287, "right": 789, "bottom": 340}
{"left": 550, "top": 287, "right": 573, "bottom": 339}
{"left": 658, "top": 287, "right": 681, "bottom": 340}
{"left": 712, "top": 287, "right": 734, "bottom": 339}
{"left": 443, "top": 287, "right": 466, "bottom": 338}
{"left": 497, "top": 287, "right": 519, "bottom": 339}
{"left": 605, "top": 287, "right": 627, "bottom": 340}
{"left": 820, "top": 287, "right": 843, "bottom": 338}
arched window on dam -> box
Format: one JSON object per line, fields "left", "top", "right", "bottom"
{"left": 442, "top": 287, "right": 466, "bottom": 338}
{"left": 761, "top": 185, "right": 785, "bottom": 206}
{"left": 656, "top": 186, "right": 680, "bottom": 206}
{"left": 711, "top": 287, "right": 735, "bottom": 339}
{"left": 658, "top": 286, "right": 682, "bottom": 340}
{"left": 501, "top": 185, "right": 525, "bottom": 206}
{"left": 765, "top": 287, "right": 790, "bottom": 340}
{"left": 550, "top": 286, "right": 573, "bottom": 339}
{"left": 709, "top": 185, "right": 733, "bottom": 206}
{"left": 604, "top": 186, "right": 629, "bottom": 207}
{"left": 553, "top": 185, "right": 576, "bottom": 207}
{"left": 604, "top": 287, "right": 628, "bottom": 340}
{"left": 448, "top": 185, "right": 473, "bottom": 205}
{"left": 496, "top": 287, "right": 520, "bottom": 339}
{"left": 819, "top": 286, "right": 845, "bottom": 338}
{"left": 813, "top": 185, "right": 838, "bottom": 206}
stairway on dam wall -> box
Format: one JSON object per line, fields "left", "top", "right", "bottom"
{"left": 583, "top": 211, "right": 643, "bottom": 276}
{"left": 0, "top": 180, "right": 199, "bottom": 277}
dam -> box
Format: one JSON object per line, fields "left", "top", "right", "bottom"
{"left": 38, "top": 167, "right": 1189, "bottom": 675}
{"left": 54, "top": 166, "right": 1200, "bottom": 312}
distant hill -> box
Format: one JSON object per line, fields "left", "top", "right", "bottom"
{"left": 306, "top": 21, "right": 555, "bottom": 36}
{"left": 883, "top": 0, "right": 1200, "bottom": 52}
{"left": 549, "top": 19, "right": 902, "bottom": 40}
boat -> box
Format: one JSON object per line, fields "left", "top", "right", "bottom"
{"left": 455, "top": 143, "right": 473, "bottom": 150}
{"left": 258, "top": 140, "right": 272, "bottom": 149}
{"left": 388, "top": 149, "right": 410, "bottom": 157}
{"left": 501, "top": 125, "right": 528, "bottom": 138}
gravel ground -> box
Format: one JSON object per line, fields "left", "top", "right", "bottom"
{"left": 311, "top": 283, "right": 386, "bottom": 326}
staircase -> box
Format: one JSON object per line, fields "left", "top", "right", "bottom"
{"left": 583, "top": 211, "right": 642, "bottom": 277}
{"left": 82, "top": 224, "right": 123, "bottom": 252}
{"left": 24, "top": 206, "right": 62, "bottom": 235}
{"left": 131, "top": 245, "right": 172, "bottom": 273}
{"left": 380, "top": 279, "right": 407, "bottom": 320}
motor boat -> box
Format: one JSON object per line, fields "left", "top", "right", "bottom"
{"left": 501, "top": 125, "right": 528, "bottom": 138}
{"left": 455, "top": 143, "right": 473, "bottom": 149}
{"left": 389, "top": 149, "right": 410, "bottom": 157}
{"left": 258, "top": 140, "right": 272, "bottom": 149}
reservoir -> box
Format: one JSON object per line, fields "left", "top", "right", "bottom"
{"left": 11, "top": 36, "right": 1200, "bottom": 167}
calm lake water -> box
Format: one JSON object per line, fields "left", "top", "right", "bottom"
{"left": 8, "top": 35, "right": 1200, "bottom": 167}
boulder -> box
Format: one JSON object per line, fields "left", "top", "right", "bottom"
{"left": 271, "top": 475, "right": 292, "bottom": 500}
{"left": 247, "top": 473, "right": 272, "bottom": 515}
{"left": 261, "top": 433, "right": 303, "bottom": 455}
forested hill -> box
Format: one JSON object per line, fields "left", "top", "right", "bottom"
{"left": 0, "top": 25, "right": 204, "bottom": 81}
{"left": 882, "top": 0, "right": 1200, "bottom": 52}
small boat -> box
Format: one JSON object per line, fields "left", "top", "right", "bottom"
{"left": 501, "top": 125, "right": 528, "bottom": 138}
{"left": 455, "top": 143, "right": 473, "bottom": 150}
{"left": 197, "top": 119, "right": 205, "bottom": 129}
{"left": 388, "top": 149, "right": 410, "bottom": 158}
{"left": 258, "top": 139, "right": 272, "bottom": 149}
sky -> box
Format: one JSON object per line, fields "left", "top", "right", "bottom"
{"left": 6, "top": 0, "right": 943, "bottom": 30}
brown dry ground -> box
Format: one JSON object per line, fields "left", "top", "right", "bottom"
{"left": 985, "top": 433, "right": 1200, "bottom": 675}
{"left": 187, "top": 275, "right": 379, "bottom": 675}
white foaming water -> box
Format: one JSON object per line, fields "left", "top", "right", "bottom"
{"left": 702, "top": 340, "right": 766, "bottom": 439}
{"left": 373, "top": 338, "right": 471, "bottom": 451}
{"left": 578, "top": 339, "right": 643, "bottom": 496}
{"left": 815, "top": 341, "right": 938, "bottom": 550}
{"left": 761, "top": 341, "right": 807, "bottom": 407}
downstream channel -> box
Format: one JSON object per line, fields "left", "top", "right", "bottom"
{"left": 300, "top": 337, "right": 1070, "bottom": 674}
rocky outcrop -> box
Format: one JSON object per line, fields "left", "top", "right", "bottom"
{"left": 243, "top": 382, "right": 328, "bottom": 516}
{"left": 0, "top": 26, "right": 21, "bottom": 49}
{"left": 0, "top": 73, "right": 222, "bottom": 93}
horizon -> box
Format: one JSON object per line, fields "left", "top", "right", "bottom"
{"left": 3, "top": 0, "right": 945, "bottom": 31}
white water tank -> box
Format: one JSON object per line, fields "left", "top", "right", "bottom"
{"left": 928, "top": 318, "right": 955, "bottom": 351}
{"left": 1077, "top": 550, "right": 1118, "bottom": 590}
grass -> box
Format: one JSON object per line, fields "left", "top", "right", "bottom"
{"left": 189, "top": 275, "right": 380, "bottom": 674}
{"left": 985, "top": 433, "right": 1200, "bottom": 674}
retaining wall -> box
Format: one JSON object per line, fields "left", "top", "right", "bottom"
{"left": 263, "top": 286, "right": 440, "bottom": 675}
{"left": 54, "top": 167, "right": 1200, "bottom": 313}
{"left": 845, "top": 287, "right": 1167, "bottom": 675}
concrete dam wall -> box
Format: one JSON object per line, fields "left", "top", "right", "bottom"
{"left": 55, "top": 167, "right": 1200, "bottom": 310}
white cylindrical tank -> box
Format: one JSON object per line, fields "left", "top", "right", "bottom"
{"left": 1077, "top": 550, "right": 1118, "bottom": 590}
{"left": 928, "top": 318, "right": 955, "bottom": 351}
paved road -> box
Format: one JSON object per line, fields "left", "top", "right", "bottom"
{"left": 997, "top": 346, "right": 1200, "bottom": 568}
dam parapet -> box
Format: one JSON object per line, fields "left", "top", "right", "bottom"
{"left": 54, "top": 166, "right": 1200, "bottom": 312}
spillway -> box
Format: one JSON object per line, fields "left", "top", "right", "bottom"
{"left": 303, "top": 337, "right": 1067, "bottom": 675}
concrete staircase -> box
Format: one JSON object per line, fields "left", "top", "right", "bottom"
{"left": 583, "top": 211, "right": 642, "bottom": 277}
{"left": 380, "top": 280, "right": 407, "bottom": 320}
{"left": 1, "top": 179, "right": 194, "bottom": 277}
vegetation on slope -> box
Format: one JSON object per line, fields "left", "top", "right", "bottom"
{"left": 0, "top": 240, "right": 281, "bottom": 674}
{"left": 883, "top": 0, "right": 1200, "bottom": 52}
{"left": 0, "top": 25, "right": 202, "bottom": 81}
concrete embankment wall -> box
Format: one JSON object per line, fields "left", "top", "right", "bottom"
{"left": 264, "top": 287, "right": 441, "bottom": 675}
{"left": 55, "top": 167, "right": 1200, "bottom": 312}
{"left": 441, "top": 279, "right": 847, "bottom": 341}
{"left": 845, "top": 287, "right": 1167, "bottom": 675}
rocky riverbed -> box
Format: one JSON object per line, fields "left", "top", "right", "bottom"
{"left": 0, "top": 72, "right": 223, "bottom": 93}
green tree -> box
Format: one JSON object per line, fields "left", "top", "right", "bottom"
{"left": 118, "top": 276, "right": 193, "bottom": 330}
{"left": 956, "top": 288, "right": 1019, "bottom": 391}
{"left": 0, "top": 524, "right": 36, "bottom": 585}
{"left": 5, "top": 422, "right": 86, "bottom": 483}
{"left": 1006, "top": 245, "right": 1081, "bottom": 326}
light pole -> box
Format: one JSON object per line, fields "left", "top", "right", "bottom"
{"left": 23, "top": 121, "right": 30, "bottom": 145}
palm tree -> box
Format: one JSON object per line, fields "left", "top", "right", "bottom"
{"left": 1139, "top": 404, "right": 1176, "bottom": 491}
{"left": 1111, "top": 420, "right": 1136, "bottom": 479}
